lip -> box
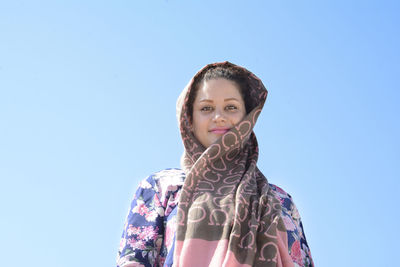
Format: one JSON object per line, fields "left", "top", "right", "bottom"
{"left": 209, "top": 127, "right": 231, "bottom": 134}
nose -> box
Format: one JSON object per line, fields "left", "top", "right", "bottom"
{"left": 212, "top": 109, "right": 226, "bottom": 123}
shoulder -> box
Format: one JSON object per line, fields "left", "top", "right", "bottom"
{"left": 137, "top": 168, "right": 185, "bottom": 190}
{"left": 152, "top": 168, "right": 186, "bottom": 185}
{"left": 268, "top": 183, "right": 295, "bottom": 211}
{"left": 268, "top": 183, "right": 291, "bottom": 197}
{"left": 268, "top": 183, "right": 303, "bottom": 229}
{"left": 136, "top": 168, "right": 185, "bottom": 204}
{"left": 150, "top": 168, "right": 185, "bottom": 192}
{"left": 269, "top": 183, "right": 314, "bottom": 266}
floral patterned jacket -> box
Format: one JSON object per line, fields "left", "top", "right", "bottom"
{"left": 117, "top": 168, "right": 313, "bottom": 267}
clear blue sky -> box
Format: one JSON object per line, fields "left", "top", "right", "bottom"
{"left": 0, "top": 1, "right": 399, "bottom": 266}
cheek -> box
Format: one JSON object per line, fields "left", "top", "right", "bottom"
{"left": 197, "top": 118, "right": 208, "bottom": 131}
{"left": 192, "top": 113, "right": 208, "bottom": 132}
{"left": 231, "top": 112, "right": 246, "bottom": 124}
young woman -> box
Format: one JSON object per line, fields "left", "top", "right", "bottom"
{"left": 117, "top": 62, "right": 314, "bottom": 267}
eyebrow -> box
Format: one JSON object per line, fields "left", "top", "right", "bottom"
{"left": 199, "top": 98, "right": 240, "bottom": 103}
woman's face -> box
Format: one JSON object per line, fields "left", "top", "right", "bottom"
{"left": 192, "top": 78, "right": 246, "bottom": 148}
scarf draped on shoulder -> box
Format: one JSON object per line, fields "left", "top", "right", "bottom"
{"left": 174, "top": 62, "right": 294, "bottom": 267}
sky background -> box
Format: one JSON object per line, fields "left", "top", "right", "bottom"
{"left": 0, "top": 1, "right": 399, "bottom": 266}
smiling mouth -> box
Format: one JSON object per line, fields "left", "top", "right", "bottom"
{"left": 210, "top": 128, "right": 230, "bottom": 134}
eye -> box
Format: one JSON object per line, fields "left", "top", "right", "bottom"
{"left": 225, "top": 105, "right": 238, "bottom": 111}
{"left": 200, "top": 106, "right": 213, "bottom": 112}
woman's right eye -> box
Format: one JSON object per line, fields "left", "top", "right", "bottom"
{"left": 200, "top": 106, "right": 213, "bottom": 112}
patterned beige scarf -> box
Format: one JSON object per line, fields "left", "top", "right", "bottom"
{"left": 174, "top": 62, "right": 293, "bottom": 267}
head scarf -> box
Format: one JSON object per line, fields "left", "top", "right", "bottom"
{"left": 174, "top": 62, "right": 293, "bottom": 267}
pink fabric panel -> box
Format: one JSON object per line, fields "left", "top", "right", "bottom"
{"left": 174, "top": 239, "right": 229, "bottom": 267}
{"left": 175, "top": 239, "right": 257, "bottom": 267}
{"left": 276, "top": 229, "right": 294, "bottom": 267}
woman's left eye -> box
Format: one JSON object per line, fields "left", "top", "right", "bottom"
{"left": 226, "top": 105, "right": 237, "bottom": 111}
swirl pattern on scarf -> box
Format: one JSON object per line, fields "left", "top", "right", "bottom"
{"left": 174, "top": 62, "right": 292, "bottom": 267}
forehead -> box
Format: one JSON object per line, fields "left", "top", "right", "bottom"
{"left": 195, "top": 79, "right": 243, "bottom": 101}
